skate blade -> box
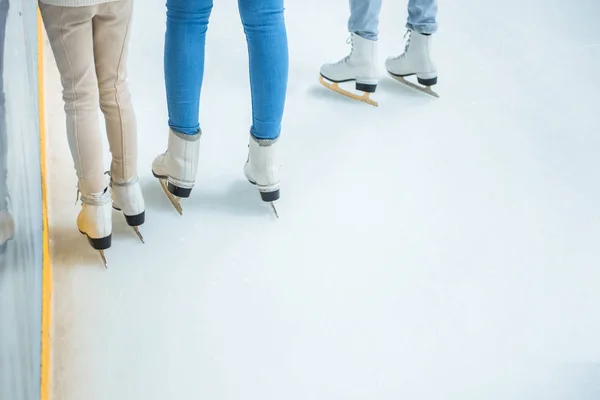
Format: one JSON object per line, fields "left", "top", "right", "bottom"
{"left": 389, "top": 74, "right": 439, "bottom": 98}
{"left": 99, "top": 250, "right": 107, "bottom": 268}
{"left": 133, "top": 227, "right": 145, "bottom": 244}
{"left": 270, "top": 202, "right": 279, "bottom": 219}
{"left": 319, "top": 76, "right": 378, "bottom": 107}
{"left": 159, "top": 178, "right": 183, "bottom": 215}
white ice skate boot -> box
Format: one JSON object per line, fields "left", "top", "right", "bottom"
{"left": 77, "top": 187, "right": 112, "bottom": 267}
{"left": 0, "top": 209, "right": 14, "bottom": 254}
{"left": 244, "top": 135, "right": 281, "bottom": 218}
{"left": 385, "top": 30, "right": 438, "bottom": 97}
{"left": 319, "top": 33, "right": 379, "bottom": 106}
{"left": 111, "top": 177, "right": 145, "bottom": 243}
{"left": 152, "top": 128, "right": 201, "bottom": 215}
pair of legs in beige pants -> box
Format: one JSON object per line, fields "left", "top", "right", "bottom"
{"left": 39, "top": 0, "right": 137, "bottom": 197}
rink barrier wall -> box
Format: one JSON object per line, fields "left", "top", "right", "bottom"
{"left": 38, "top": 8, "right": 52, "bottom": 400}
{"left": 0, "top": 0, "right": 44, "bottom": 398}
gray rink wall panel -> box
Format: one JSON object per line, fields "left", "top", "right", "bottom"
{"left": 0, "top": 0, "right": 43, "bottom": 399}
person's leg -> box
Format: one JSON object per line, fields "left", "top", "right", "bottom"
{"left": 238, "top": 0, "right": 288, "bottom": 140}
{"left": 319, "top": 0, "right": 380, "bottom": 103}
{"left": 384, "top": 0, "right": 438, "bottom": 94}
{"left": 39, "top": 2, "right": 112, "bottom": 256}
{"left": 164, "top": 0, "right": 212, "bottom": 135}
{"left": 93, "top": 0, "right": 136, "bottom": 184}
{"left": 38, "top": 3, "right": 106, "bottom": 196}
{"left": 93, "top": 0, "right": 144, "bottom": 236}
{"left": 238, "top": 0, "right": 287, "bottom": 208}
{"left": 152, "top": 0, "right": 211, "bottom": 210}
{"left": 406, "top": 0, "right": 437, "bottom": 34}
{"left": 348, "top": 0, "right": 382, "bottom": 41}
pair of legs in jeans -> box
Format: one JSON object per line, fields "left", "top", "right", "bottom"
{"left": 164, "top": 0, "right": 288, "bottom": 140}
{"left": 349, "top": 0, "right": 438, "bottom": 40}
{"left": 319, "top": 0, "right": 439, "bottom": 104}
{"left": 153, "top": 0, "right": 287, "bottom": 213}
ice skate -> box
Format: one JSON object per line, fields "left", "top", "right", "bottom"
{"left": 77, "top": 187, "right": 112, "bottom": 268}
{"left": 319, "top": 33, "right": 379, "bottom": 107}
{"left": 244, "top": 135, "right": 281, "bottom": 218}
{"left": 111, "top": 178, "right": 145, "bottom": 243}
{"left": 0, "top": 209, "right": 14, "bottom": 254}
{"left": 386, "top": 30, "right": 439, "bottom": 98}
{"left": 152, "top": 129, "right": 201, "bottom": 215}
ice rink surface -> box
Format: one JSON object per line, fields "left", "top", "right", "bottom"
{"left": 44, "top": 0, "right": 600, "bottom": 399}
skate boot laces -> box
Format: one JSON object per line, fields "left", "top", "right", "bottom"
{"left": 334, "top": 36, "right": 355, "bottom": 65}
{"left": 390, "top": 30, "right": 412, "bottom": 61}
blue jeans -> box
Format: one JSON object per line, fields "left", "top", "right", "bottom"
{"left": 164, "top": 0, "right": 288, "bottom": 140}
{"left": 348, "top": 0, "right": 438, "bottom": 41}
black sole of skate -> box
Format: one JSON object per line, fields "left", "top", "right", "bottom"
{"left": 388, "top": 71, "right": 439, "bottom": 97}
{"left": 319, "top": 74, "right": 378, "bottom": 93}
{"left": 111, "top": 206, "right": 146, "bottom": 243}
{"left": 111, "top": 206, "right": 145, "bottom": 227}
{"left": 78, "top": 231, "right": 112, "bottom": 251}
{"left": 418, "top": 76, "right": 437, "bottom": 86}
{"left": 319, "top": 74, "right": 378, "bottom": 106}
{"left": 390, "top": 71, "right": 438, "bottom": 86}
{"left": 247, "top": 179, "right": 280, "bottom": 218}
{"left": 259, "top": 190, "right": 280, "bottom": 202}
{"left": 78, "top": 231, "right": 111, "bottom": 267}
{"left": 125, "top": 212, "right": 145, "bottom": 227}
{"left": 247, "top": 179, "right": 280, "bottom": 202}
{"left": 355, "top": 82, "right": 377, "bottom": 93}
{"left": 152, "top": 171, "right": 192, "bottom": 198}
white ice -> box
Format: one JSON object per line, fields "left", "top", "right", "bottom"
{"left": 45, "top": 0, "right": 600, "bottom": 399}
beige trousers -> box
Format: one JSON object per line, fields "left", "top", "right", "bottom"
{"left": 39, "top": 0, "right": 137, "bottom": 195}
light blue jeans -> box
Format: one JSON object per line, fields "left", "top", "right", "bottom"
{"left": 164, "top": 0, "right": 288, "bottom": 140}
{"left": 348, "top": 0, "right": 438, "bottom": 41}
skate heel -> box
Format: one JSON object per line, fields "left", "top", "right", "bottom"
{"left": 124, "top": 211, "right": 145, "bottom": 227}
{"left": 167, "top": 181, "right": 192, "bottom": 198}
{"left": 110, "top": 178, "right": 146, "bottom": 227}
{"left": 259, "top": 188, "right": 280, "bottom": 203}
{"left": 151, "top": 169, "right": 194, "bottom": 198}
{"left": 247, "top": 179, "right": 281, "bottom": 202}
{"left": 416, "top": 74, "right": 437, "bottom": 86}
{"left": 89, "top": 235, "right": 111, "bottom": 250}
{"left": 86, "top": 235, "right": 110, "bottom": 268}
{"left": 79, "top": 231, "right": 112, "bottom": 251}
{"left": 356, "top": 81, "right": 377, "bottom": 93}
